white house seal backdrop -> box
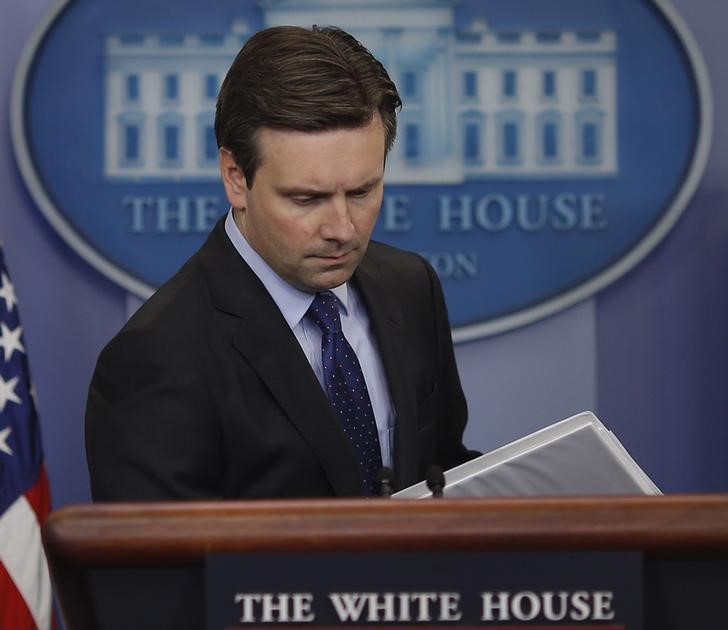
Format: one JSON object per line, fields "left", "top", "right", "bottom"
{"left": 12, "top": 0, "right": 711, "bottom": 340}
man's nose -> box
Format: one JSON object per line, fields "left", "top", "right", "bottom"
{"left": 320, "top": 196, "right": 355, "bottom": 241}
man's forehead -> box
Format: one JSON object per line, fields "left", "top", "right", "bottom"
{"left": 254, "top": 117, "right": 386, "bottom": 184}
{"left": 257, "top": 116, "right": 385, "bottom": 149}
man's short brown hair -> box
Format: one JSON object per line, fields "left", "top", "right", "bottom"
{"left": 215, "top": 25, "right": 402, "bottom": 186}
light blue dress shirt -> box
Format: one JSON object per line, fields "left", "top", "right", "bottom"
{"left": 224, "top": 209, "right": 395, "bottom": 467}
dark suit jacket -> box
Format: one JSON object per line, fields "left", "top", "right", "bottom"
{"left": 86, "top": 217, "right": 473, "bottom": 501}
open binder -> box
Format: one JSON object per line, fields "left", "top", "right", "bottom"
{"left": 394, "top": 411, "right": 661, "bottom": 498}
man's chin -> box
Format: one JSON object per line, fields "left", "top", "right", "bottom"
{"left": 301, "top": 267, "right": 356, "bottom": 292}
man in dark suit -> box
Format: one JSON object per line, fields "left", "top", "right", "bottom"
{"left": 86, "top": 25, "right": 475, "bottom": 501}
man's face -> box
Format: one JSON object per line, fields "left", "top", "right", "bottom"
{"left": 220, "top": 115, "right": 386, "bottom": 292}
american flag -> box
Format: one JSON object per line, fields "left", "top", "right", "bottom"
{"left": 0, "top": 247, "right": 53, "bottom": 630}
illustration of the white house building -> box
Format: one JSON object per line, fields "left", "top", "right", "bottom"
{"left": 104, "top": 0, "right": 617, "bottom": 183}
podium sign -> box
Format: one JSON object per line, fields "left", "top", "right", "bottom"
{"left": 206, "top": 551, "right": 642, "bottom": 630}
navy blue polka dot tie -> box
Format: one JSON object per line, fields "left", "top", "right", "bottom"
{"left": 306, "top": 291, "right": 383, "bottom": 495}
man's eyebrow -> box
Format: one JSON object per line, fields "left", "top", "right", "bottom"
{"left": 275, "top": 175, "right": 383, "bottom": 197}
{"left": 275, "top": 185, "right": 330, "bottom": 198}
{"left": 349, "top": 175, "right": 384, "bottom": 191}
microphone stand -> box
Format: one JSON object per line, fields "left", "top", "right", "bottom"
{"left": 426, "top": 465, "right": 445, "bottom": 498}
{"left": 376, "top": 466, "right": 394, "bottom": 498}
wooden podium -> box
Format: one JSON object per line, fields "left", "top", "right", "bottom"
{"left": 43, "top": 495, "right": 728, "bottom": 629}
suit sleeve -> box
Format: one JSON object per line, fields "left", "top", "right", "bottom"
{"left": 424, "top": 258, "right": 481, "bottom": 468}
{"left": 85, "top": 326, "right": 224, "bottom": 501}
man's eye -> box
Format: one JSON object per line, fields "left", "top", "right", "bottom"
{"left": 291, "top": 196, "right": 317, "bottom": 206}
{"left": 350, "top": 188, "right": 371, "bottom": 198}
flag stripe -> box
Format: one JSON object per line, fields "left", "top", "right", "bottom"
{"left": 24, "top": 467, "right": 50, "bottom": 524}
{"left": 0, "top": 493, "right": 52, "bottom": 630}
{"left": 0, "top": 561, "right": 36, "bottom": 629}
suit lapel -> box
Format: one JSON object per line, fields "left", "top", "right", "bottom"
{"left": 353, "top": 252, "right": 420, "bottom": 490}
{"left": 198, "top": 221, "right": 363, "bottom": 496}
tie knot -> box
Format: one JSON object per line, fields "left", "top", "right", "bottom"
{"left": 306, "top": 291, "right": 342, "bottom": 334}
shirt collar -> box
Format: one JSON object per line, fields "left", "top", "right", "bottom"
{"left": 224, "top": 208, "right": 349, "bottom": 328}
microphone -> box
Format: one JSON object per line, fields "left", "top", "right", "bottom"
{"left": 426, "top": 465, "right": 445, "bottom": 498}
{"left": 376, "top": 466, "right": 394, "bottom": 497}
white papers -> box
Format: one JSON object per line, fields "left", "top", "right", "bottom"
{"left": 393, "top": 411, "right": 661, "bottom": 498}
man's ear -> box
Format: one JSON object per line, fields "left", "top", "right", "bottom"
{"left": 219, "top": 148, "right": 248, "bottom": 208}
